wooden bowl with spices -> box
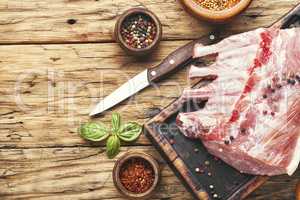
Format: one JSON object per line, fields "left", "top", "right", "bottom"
{"left": 114, "top": 8, "right": 162, "bottom": 57}
{"left": 113, "top": 152, "right": 160, "bottom": 199}
{"left": 181, "top": 0, "right": 253, "bottom": 22}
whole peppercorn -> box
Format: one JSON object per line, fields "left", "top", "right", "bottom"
{"left": 296, "top": 75, "right": 300, "bottom": 82}
{"left": 121, "top": 14, "right": 157, "bottom": 49}
{"left": 271, "top": 112, "right": 275, "bottom": 116}
{"left": 287, "top": 79, "right": 296, "bottom": 85}
{"left": 240, "top": 128, "right": 246, "bottom": 134}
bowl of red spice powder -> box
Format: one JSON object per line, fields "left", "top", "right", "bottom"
{"left": 113, "top": 152, "right": 160, "bottom": 199}
{"left": 114, "top": 8, "right": 162, "bottom": 57}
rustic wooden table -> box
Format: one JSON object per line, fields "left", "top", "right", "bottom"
{"left": 0, "top": 0, "right": 299, "bottom": 199}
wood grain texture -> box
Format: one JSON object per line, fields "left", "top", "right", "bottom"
{"left": 0, "top": 146, "right": 298, "bottom": 200}
{"left": 0, "top": 40, "right": 193, "bottom": 148}
{"left": 0, "top": 146, "right": 191, "bottom": 200}
{"left": 0, "top": 0, "right": 298, "bottom": 44}
{"left": 0, "top": 1, "right": 299, "bottom": 199}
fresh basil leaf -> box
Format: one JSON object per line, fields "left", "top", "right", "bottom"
{"left": 106, "top": 135, "right": 120, "bottom": 158}
{"left": 118, "top": 122, "right": 142, "bottom": 142}
{"left": 79, "top": 122, "right": 109, "bottom": 142}
{"left": 111, "top": 113, "right": 121, "bottom": 133}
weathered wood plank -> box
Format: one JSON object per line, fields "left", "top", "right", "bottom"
{"left": 0, "top": 0, "right": 298, "bottom": 44}
{"left": 0, "top": 146, "right": 191, "bottom": 200}
{"left": 0, "top": 41, "right": 192, "bottom": 148}
{"left": 248, "top": 174, "right": 299, "bottom": 200}
{"left": 0, "top": 146, "right": 298, "bottom": 200}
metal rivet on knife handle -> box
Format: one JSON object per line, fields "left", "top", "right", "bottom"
{"left": 151, "top": 71, "right": 157, "bottom": 76}
{"left": 169, "top": 59, "right": 175, "bottom": 65}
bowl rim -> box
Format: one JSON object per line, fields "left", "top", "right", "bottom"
{"left": 112, "top": 151, "right": 160, "bottom": 199}
{"left": 115, "top": 7, "right": 162, "bottom": 53}
{"left": 181, "top": 0, "right": 253, "bottom": 21}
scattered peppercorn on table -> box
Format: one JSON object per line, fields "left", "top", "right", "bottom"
{"left": 0, "top": 0, "right": 299, "bottom": 199}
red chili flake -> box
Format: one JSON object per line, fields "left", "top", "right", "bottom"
{"left": 263, "top": 110, "right": 268, "bottom": 115}
{"left": 119, "top": 158, "right": 155, "bottom": 194}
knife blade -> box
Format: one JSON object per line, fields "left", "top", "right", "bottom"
{"left": 89, "top": 70, "right": 149, "bottom": 116}
{"left": 90, "top": 33, "right": 218, "bottom": 116}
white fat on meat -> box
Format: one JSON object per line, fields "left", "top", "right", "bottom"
{"left": 177, "top": 27, "right": 300, "bottom": 176}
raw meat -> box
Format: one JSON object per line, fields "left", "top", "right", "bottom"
{"left": 176, "top": 28, "right": 300, "bottom": 176}
{"left": 177, "top": 28, "right": 267, "bottom": 139}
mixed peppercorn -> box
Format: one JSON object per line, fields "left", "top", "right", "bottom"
{"left": 194, "top": 160, "right": 221, "bottom": 198}
{"left": 121, "top": 14, "right": 157, "bottom": 49}
{"left": 224, "top": 72, "right": 300, "bottom": 146}
{"left": 119, "top": 157, "right": 155, "bottom": 194}
{"left": 194, "top": 0, "right": 241, "bottom": 11}
{"left": 261, "top": 73, "right": 300, "bottom": 117}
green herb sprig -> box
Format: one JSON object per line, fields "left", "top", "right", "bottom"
{"left": 79, "top": 113, "right": 142, "bottom": 158}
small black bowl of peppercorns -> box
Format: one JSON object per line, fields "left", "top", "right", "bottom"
{"left": 114, "top": 8, "right": 162, "bottom": 57}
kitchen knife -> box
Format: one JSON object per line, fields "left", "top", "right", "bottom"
{"left": 89, "top": 34, "right": 218, "bottom": 116}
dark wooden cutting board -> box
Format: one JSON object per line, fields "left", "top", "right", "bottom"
{"left": 144, "top": 4, "right": 300, "bottom": 200}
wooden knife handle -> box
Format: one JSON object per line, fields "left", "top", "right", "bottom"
{"left": 274, "top": 3, "right": 300, "bottom": 29}
{"left": 148, "top": 33, "right": 218, "bottom": 83}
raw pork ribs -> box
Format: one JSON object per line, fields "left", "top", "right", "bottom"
{"left": 176, "top": 28, "right": 300, "bottom": 176}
